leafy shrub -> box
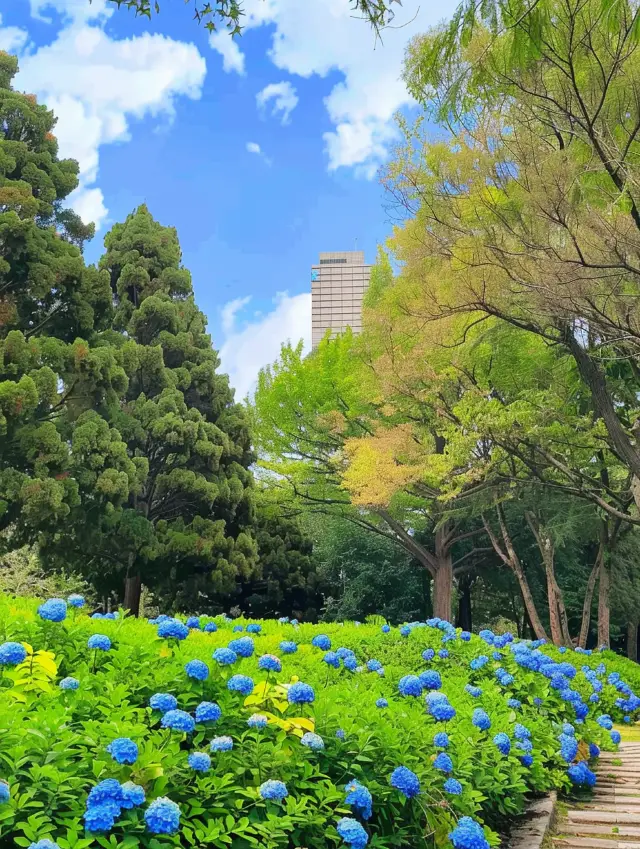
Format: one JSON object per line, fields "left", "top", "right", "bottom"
{"left": 0, "top": 596, "right": 638, "bottom": 849}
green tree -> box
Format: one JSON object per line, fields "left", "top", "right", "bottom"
{"left": 45, "top": 206, "right": 257, "bottom": 615}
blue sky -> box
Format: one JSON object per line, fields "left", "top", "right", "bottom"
{"left": 0, "top": 0, "right": 457, "bottom": 397}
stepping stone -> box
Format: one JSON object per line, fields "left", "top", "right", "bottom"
{"left": 561, "top": 824, "right": 640, "bottom": 838}
{"left": 567, "top": 812, "right": 640, "bottom": 824}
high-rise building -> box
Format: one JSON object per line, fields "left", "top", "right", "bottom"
{"left": 311, "top": 250, "right": 371, "bottom": 348}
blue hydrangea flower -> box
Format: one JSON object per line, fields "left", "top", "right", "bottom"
{"left": 323, "top": 651, "right": 340, "bottom": 669}
{"left": 258, "top": 654, "right": 282, "bottom": 672}
{"left": 278, "top": 616, "right": 290, "bottom": 624}
{"left": 493, "top": 733, "right": 511, "bottom": 755}
{"left": 336, "top": 729, "right": 346, "bottom": 739}
{"left": 246, "top": 623, "right": 262, "bottom": 634}
{"left": 301, "top": 732, "right": 324, "bottom": 751}
{"left": 188, "top": 752, "right": 211, "bottom": 772}
{"left": 247, "top": 714, "right": 268, "bottom": 729}
{"left": 0, "top": 642, "right": 27, "bottom": 666}
{"left": 568, "top": 761, "right": 597, "bottom": 787}
{"left": 280, "top": 641, "right": 298, "bottom": 654}
{"left": 107, "top": 738, "right": 138, "bottom": 765}
{"left": 444, "top": 778, "right": 463, "bottom": 794}
{"left": 38, "top": 598, "right": 67, "bottom": 622}
{"left": 186, "top": 616, "right": 201, "bottom": 629}
{"left": 376, "top": 698, "right": 388, "bottom": 709}
{"left": 0, "top": 781, "right": 9, "bottom": 803}
{"left": 367, "top": 659, "right": 383, "bottom": 672}
{"left": 210, "top": 736, "right": 233, "bottom": 752}
{"left": 514, "top": 723, "right": 531, "bottom": 740}
{"left": 400, "top": 625, "right": 411, "bottom": 637}
{"left": 611, "top": 730, "right": 621, "bottom": 745}
{"left": 419, "top": 670, "right": 441, "bottom": 690}
{"left": 472, "top": 709, "right": 491, "bottom": 731}
{"left": 433, "top": 753, "right": 453, "bottom": 773}
{"left": 345, "top": 779, "right": 372, "bottom": 820}
{"left": 28, "top": 842, "right": 59, "bottom": 849}
{"left": 84, "top": 803, "right": 119, "bottom": 832}
{"left": 465, "top": 685, "right": 482, "bottom": 698}
{"left": 195, "top": 701, "right": 221, "bottom": 723}
{"left": 520, "top": 754, "right": 534, "bottom": 767}
{"left": 88, "top": 634, "right": 111, "bottom": 651}
{"left": 144, "top": 797, "right": 181, "bottom": 834}
{"left": 381, "top": 625, "right": 391, "bottom": 633}
{"left": 434, "top": 732, "right": 449, "bottom": 748}
{"left": 479, "top": 630, "right": 495, "bottom": 645}
{"left": 59, "top": 676, "right": 80, "bottom": 690}
{"left": 589, "top": 743, "right": 600, "bottom": 758}
{"left": 559, "top": 733, "right": 578, "bottom": 762}
{"left": 337, "top": 817, "right": 369, "bottom": 849}
{"left": 185, "top": 660, "right": 209, "bottom": 681}
{"left": 438, "top": 649, "right": 449, "bottom": 659}
{"left": 422, "top": 649, "right": 435, "bottom": 661}
{"left": 86, "top": 779, "right": 122, "bottom": 807}
{"left": 460, "top": 631, "right": 471, "bottom": 642}
{"left": 390, "top": 766, "right": 420, "bottom": 798}
{"left": 516, "top": 738, "right": 533, "bottom": 753}
{"left": 161, "top": 709, "right": 195, "bottom": 733}
{"left": 597, "top": 715, "right": 613, "bottom": 730}
{"left": 449, "top": 817, "right": 490, "bottom": 849}
{"left": 259, "top": 779, "right": 288, "bottom": 802}
{"left": 312, "top": 634, "right": 331, "bottom": 650}
{"left": 150, "top": 693, "right": 178, "bottom": 713}
{"left": 228, "top": 637, "right": 255, "bottom": 658}
{"left": 398, "top": 675, "right": 423, "bottom": 697}
{"left": 428, "top": 698, "right": 456, "bottom": 722}
{"left": 212, "top": 647, "right": 237, "bottom": 665}
{"left": 68, "top": 594, "right": 85, "bottom": 608}
{"left": 470, "top": 656, "right": 489, "bottom": 670}
{"left": 344, "top": 656, "right": 358, "bottom": 672}
{"left": 203, "top": 622, "right": 218, "bottom": 633}
{"left": 104, "top": 612, "right": 118, "bottom": 620}
{"left": 120, "top": 782, "right": 145, "bottom": 809}
{"left": 287, "top": 682, "right": 315, "bottom": 704}
{"left": 507, "top": 699, "right": 521, "bottom": 709}
{"left": 157, "top": 620, "right": 189, "bottom": 641}
{"left": 227, "top": 674, "right": 254, "bottom": 696}
{"left": 233, "top": 624, "right": 244, "bottom": 632}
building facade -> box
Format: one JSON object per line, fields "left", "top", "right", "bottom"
{"left": 311, "top": 251, "right": 371, "bottom": 348}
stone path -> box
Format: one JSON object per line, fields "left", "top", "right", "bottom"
{"left": 554, "top": 743, "right": 640, "bottom": 849}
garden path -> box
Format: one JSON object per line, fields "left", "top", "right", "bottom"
{"left": 554, "top": 743, "right": 640, "bottom": 849}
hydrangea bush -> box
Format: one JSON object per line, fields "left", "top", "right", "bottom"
{"left": 0, "top": 596, "right": 638, "bottom": 849}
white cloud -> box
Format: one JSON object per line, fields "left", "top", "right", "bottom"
{"left": 219, "top": 292, "right": 311, "bottom": 399}
{"left": 1, "top": 5, "right": 206, "bottom": 231}
{"left": 236, "top": 0, "right": 458, "bottom": 174}
{"left": 256, "top": 80, "right": 298, "bottom": 124}
{"left": 246, "top": 141, "right": 262, "bottom": 154}
{"left": 0, "top": 15, "right": 28, "bottom": 52}
{"left": 221, "top": 295, "right": 252, "bottom": 334}
{"left": 209, "top": 29, "right": 246, "bottom": 74}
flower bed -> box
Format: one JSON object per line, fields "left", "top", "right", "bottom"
{"left": 0, "top": 595, "right": 638, "bottom": 849}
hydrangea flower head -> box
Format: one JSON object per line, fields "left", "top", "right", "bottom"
{"left": 301, "top": 732, "right": 324, "bottom": 751}
{"left": 559, "top": 733, "right": 578, "bottom": 762}
{"left": 288, "top": 682, "right": 315, "bottom": 704}
{"left": 188, "top": 752, "right": 211, "bottom": 772}
{"left": 186, "top": 616, "right": 201, "bottom": 629}
{"left": 59, "top": 676, "right": 80, "bottom": 690}
{"left": 367, "top": 659, "right": 382, "bottom": 672}
{"left": 0, "top": 781, "right": 9, "bottom": 804}
{"left": 228, "top": 674, "right": 254, "bottom": 696}
{"left": 84, "top": 803, "right": 118, "bottom": 832}
{"left": 470, "top": 656, "right": 489, "bottom": 670}
{"left": 589, "top": 743, "right": 600, "bottom": 758}
{"left": 520, "top": 754, "right": 534, "bottom": 767}
{"left": 120, "top": 782, "right": 145, "bottom": 809}
{"left": 398, "top": 675, "right": 423, "bottom": 697}
{"left": 472, "top": 709, "right": 491, "bottom": 731}
{"left": 444, "top": 778, "right": 463, "bottom": 795}
{"left": 390, "top": 766, "right": 420, "bottom": 798}
{"left": 185, "top": 660, "right": 209, "bottom": 681}
{"left": 493, "top": 733, "right": 511, "bottom": 755}
{"left": 428, "top": 698, "right": 456, "bottom": 722}
{"left": 381, "top": 625, "right": 391, "bottom": 633}
{"left": 376, "top": 698, "right": 388, "bottom": 709}
{"left": 419, "top": 670, "right": 442, "bottom": 690}
{"left": 259, "top": 779, "right": 288, "bottom": 802}
{"left": 336, "top": 729, "right": 346, "bottom": 740}
{"left": 213, "top": 647, "right": 237, "bottom": 665}
{"left": 157, "top": 620, "right": 189, "bottom": 641}
{"left": 514, "top": 723, "right": 531, "bottom": 740}
{"left": 0, "top": 642, "right": 27, "bottom": 666}
{"left": 568, "top": 761, "right": 597, "bottom": 787}
{"left": 337, "top": 817, "right": 369, "bottom": 849}
{"left": 248, "top": 714, "right": 268, "bottom": 729}
{"left": 278, "top": 617, "right": 289, "bottom": 624}
{"left": 195, "top": 701, "right": 221, "bottom": 723}
{"left": 460, "top": 631, "right": 471, "bottom": 642}
{"left": 323, "top": 651, "right": 340, "bottom": 669}
{"left": 438, "top": 649, "right": 449, "bottom": 659}
{"left": 344, "top": 656, "right": 358, "bottom": 672}
{"left": 203, "top": 622, "right": 218, "bottom": 633}
{"left": 449, "top": 817, "right": 490, "bottom": 849}
{"left": 144, "top": 797, "right": 181, "bottom": 834}
{"left": 86, "top": 779, "right": 122, "bottom": 808}
{"left": 150, "top": 693, "right": 177, "bottom": 713}
{"left": 433, "top": 753, "right": 453, "bottom": 773}
{"left": 68, "top": 594, "right": 85, "bottom": 608}
{"left": 233, "top": 624, "right": 244, "bottom": 632}
{"left": 465, "top": 685, "right": 482, "bottom": 698}
{"left": 107, "top": 738, "right": 138, "bottom": 765}
{"left": 246, "top": 623, "right": 262, "bottom": 634}
{"left": 422, "top": 649, "right": 435, "bottom": 662}
{"left": 280, "top": 640, "right": 298, "bottom": 654}
{"left": 161, "top": 709, "right": 195, "bottom": 733}
{"left": 611, "top": 730, "right": 621, "bottom": 745}
{"left": 28, "top": 842, "right": 59, "bottom": 849}
{"left": 345, "top": 779, "right": 373, "bottom": 820}
{"left": 507, "top": 699, "right": 521, "bottom": 709}
{"left": 228, "top": 637, "right": 254, "bottom": 658}
{"left": 312, "top": 634, "right": 331, "bottom": 650}
{"left": 210, "top": 736, "right": 234, "bottom": 752}
{"left": 597, "top": 714, "right": 613, "bottom": 730}
{"left": 434, "top": 731, "right": 449, "bottom": 748}
{"left": 88, "top": 634, "right": 111, "bottom": 651}
{"left": 258, "top": 654, "right": 282, "bottom": 672}
{"left": 38, "top": 598, "right": 67, "bottom": 622}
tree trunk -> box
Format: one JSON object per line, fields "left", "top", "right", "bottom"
{"left": 627, "top": 621, "right": 639, "bottom": 662}
{"left": 526, "top": 511, "right": 568, "bottom": 646}
{"left": 597, "top": 557, "right": 610, "bottom": 648}
{"left": 578, "top": 546, "right": 602, "bottom": 648}
{"left": 432, "top": 523, "right": 453, "bottom": 622}
{"left": 456, "top": 576, "right": 473, "bottom": 631}
{"left": 511, "top": 559, "right": 548, "bottom": 641}
{"left": 124, "top": 573, "right": 142, "bottom": 616}
{"left": 554, "top": 576, "right": 572, "bottom": 646}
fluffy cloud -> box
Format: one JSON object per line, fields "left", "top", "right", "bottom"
{"left": 3, "top": 0, "right": 206, "bottom": 230}
{"left": 256, "top": 81, "right": 298, "bottom": 124}
{"left": 229, "top": 0, "right": 458, "bottom": 174}
{"left": 245, "top": 141, "right": 271, "bottom": 164}
{"left": 219, "top": 291, "right": 311, "bottom": 400}
{"left": 209, "top": 29, "right": 246, "bottom": 74}
{"left": 0, "top": 16, "right": 28, "bottom": 52}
